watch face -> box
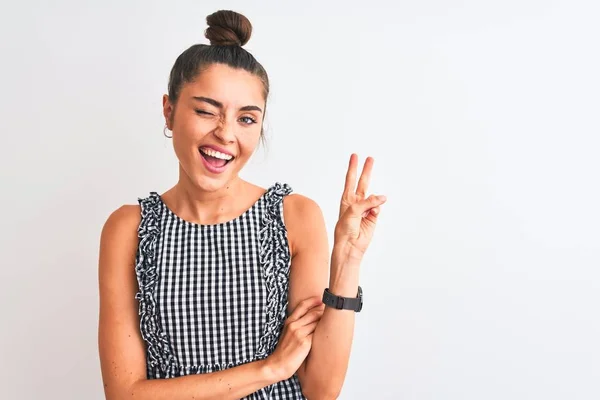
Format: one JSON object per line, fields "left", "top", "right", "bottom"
{"left": 357, "top": 286, "right": 363, "bottom": 312}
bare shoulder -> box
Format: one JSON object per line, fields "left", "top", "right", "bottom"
{"left": 99, "top": 204, "right": 141, "bottom": 278}
{"left": 101, "top": 205, "right": 141, "bottom": 245}
{"left": 102, "top": 204, "right": 141, "bottom": 234}
{"left": 283, "top": 193, "right": 328, "bottom": 256}
{"left": 283, "top": 193, "right": 323, "bottom": 219}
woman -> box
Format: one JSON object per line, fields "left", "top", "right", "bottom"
{"left": 98, "top": 9, "right": 386, "bottom": 400}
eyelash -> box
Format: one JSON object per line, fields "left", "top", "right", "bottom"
{"left": 195, "top": 110, "right": 257, "bottom": 125}
{"left": 240, "top": 116, "right": 257, "bottom": 125}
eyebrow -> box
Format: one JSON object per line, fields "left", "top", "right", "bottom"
{"left": 192, "top": 96, "right": 263, "bottom": 113}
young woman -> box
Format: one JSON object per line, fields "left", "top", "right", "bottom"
{"left": 98, "top": 9, "right": 386, "bottom": 400}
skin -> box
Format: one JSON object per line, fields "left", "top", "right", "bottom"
{"left": 160, "top": 63, "right": 267, "bottom": 219}
{"left": 98, "top": 63, "right": 386, "bottom": 399}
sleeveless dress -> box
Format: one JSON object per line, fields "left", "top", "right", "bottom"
{"left": 134, "top": 182, "right": 306, "bottom": 399}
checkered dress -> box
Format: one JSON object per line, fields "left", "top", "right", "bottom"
{"left": 134, "top": 182, "right": 306, "bottom": 399}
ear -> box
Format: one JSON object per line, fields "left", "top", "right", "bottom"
{"left": 162, "top": 94, "right": 174, "bottom": 129}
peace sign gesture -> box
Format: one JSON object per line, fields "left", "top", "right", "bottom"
{"left": 334, "top": 154, "right": 387, "bottom": 260}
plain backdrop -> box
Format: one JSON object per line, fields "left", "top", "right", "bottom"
{"left": 0, "top": 0, "right": 598, "bottom": 399}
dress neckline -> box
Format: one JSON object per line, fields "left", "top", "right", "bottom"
{"left": 154, "top": 188, "right": 269, "bottom": 229}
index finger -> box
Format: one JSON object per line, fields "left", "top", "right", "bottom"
{"left": 343, "top": 153, "right": 358, "bottom": 196}
{"left": 287, "top": 296, "right": 323, "bottom": 321}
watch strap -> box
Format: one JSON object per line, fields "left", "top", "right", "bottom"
{"left": 322, "top": 286, "right": 363, "bottom": 312}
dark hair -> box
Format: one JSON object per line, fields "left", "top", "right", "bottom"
{"left": 167, "top": 10, "right": 270, "bottom": 142}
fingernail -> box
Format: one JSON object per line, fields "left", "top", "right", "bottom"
{"left": 377, "top": 195, "right": 387, "bottom": 201}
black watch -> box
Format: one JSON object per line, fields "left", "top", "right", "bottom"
{"left": 322, "top": 286, "right": 363, "bottom": 312}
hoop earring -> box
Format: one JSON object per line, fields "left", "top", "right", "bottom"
{"left": 163, "top": 125, "right": 172, "bottom": 138}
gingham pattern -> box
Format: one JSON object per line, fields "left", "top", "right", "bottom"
{"left": 135, "top": 183, "right": 305, "bottom": 399}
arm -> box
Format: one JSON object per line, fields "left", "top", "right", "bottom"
{"left": 285, "top": 155, "right": 386, "bottom": 400}
{"left": 98, "top": 205, "right": 283, "bottom": 400}
{"left": 284, "top": 195, "right": 353, "bottom": 400}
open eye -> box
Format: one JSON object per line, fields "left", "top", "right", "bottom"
{"left": 240, "top": 116, "right": 257, "bottom": 125}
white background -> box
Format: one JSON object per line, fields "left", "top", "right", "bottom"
{"left": 1, "top": 0, "right": 598, "bottom": 399}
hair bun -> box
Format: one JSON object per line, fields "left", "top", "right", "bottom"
{"left": 205, "top": 10, "right": 252, "bottom": 47}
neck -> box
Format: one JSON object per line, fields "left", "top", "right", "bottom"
{"left": 167, "top": 172, "right": 247, "bottom": 225}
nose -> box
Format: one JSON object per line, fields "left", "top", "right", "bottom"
{"left": 213, "top": 118, "right": 235, "bottom": 144}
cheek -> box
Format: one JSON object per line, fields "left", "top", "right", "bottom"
{"left": 237, "top": 131, "right": 261, "bottom": 154}
{"left": 174, "top": 116, "right": 213, "bottom": 143}
{"left": 171, "top": 123, "right": 202, "bottom": 159}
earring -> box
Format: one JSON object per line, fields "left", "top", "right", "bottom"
{"left": 163, "top": 124, "right": 172, "bottom": 138}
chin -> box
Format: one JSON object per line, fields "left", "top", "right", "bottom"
{"left": 191, "top": 176, "right": 228, "bottom": 193}
{"left": 190, "top": 170, "right": 238, "bottom": 193}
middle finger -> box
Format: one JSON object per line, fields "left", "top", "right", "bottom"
{"left": 356, "top": 157, "right": 374, "bottom": 198}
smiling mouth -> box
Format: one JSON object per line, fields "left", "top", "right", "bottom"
{"left": 199, "top": 147, "right": 234, "bottom": 169}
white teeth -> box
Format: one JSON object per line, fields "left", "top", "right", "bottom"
{"left": 200, "top": 147, "right": 233, "bottom": 160}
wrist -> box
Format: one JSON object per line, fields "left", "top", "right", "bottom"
{"left": 329, "top": 277, "right": 360, "bottom": 298}
{"left": 329, "top": 258, "right": 360, "bottom": 297}
{"left": 332, "top": 241, "right": 364, "bottom": 265}
{"left": 262, "top": 356, "right": 287, "bottom": 383}
{"left": 331, "top": 246, "right": 362, "bottom": 278}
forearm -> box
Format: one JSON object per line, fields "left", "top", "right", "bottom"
{"left": 302, "top": 245, "right": 362, "bottom": 398}
{"left": 116, "top": 359, "right": 279, "bottom": 400}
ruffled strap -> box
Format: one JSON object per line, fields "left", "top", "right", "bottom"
{"left": 134, "top": 192, "right": 175, "bottom": 377}
{"left": 255, "top": 182, "right": 294, "bottom": 361}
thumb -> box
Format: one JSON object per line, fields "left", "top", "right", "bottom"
{"left": 351, "top": 194, "right": 387, "bottom": 216}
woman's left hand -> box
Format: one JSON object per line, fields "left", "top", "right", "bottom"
{"left": 333, "top": 154, "right": 387, "bottom": 261}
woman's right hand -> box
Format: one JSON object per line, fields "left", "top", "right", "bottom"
{"left": 266, "top": 297, "right": 325, "bottom": 381}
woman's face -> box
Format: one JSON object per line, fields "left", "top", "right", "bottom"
{"left": 163, "top": 63, "right": 265, "bottom": 193}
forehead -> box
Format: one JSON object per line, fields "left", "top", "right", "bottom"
{"left": 182, "top": 63, "right": 265, "bottom": 106}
